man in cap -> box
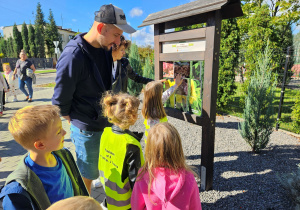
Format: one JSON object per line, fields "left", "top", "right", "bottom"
{"left": 52, "top": 4, "right": 136, "bottom": 193}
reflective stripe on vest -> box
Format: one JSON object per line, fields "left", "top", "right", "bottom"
{"left": 99, "top": 127, "right": 144, "bottom": 209}
{"left": 144, "top": 116, "right": 168, "bottom": 140}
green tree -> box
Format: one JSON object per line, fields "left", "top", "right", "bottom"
{"left": 7, "top": 37, "right": 15, "bottom": 57}
{"left": 45, "top": 9, "right": 61, "bottom": 57}
{"left": 13, "top": 23, "right": 23, "bottom": 57}
{"left": 35, "top": 26, "right": 45, "bottom": 58}
{"left": 217, "top": 18, "right": 240, "bottom": 108}
{"left": 138, "top": 45, "right": 153, "bottom": 65}
{"left": 28, "top": 23, "right": 36, "bottom": 57}
{"left": 239, "top": 1, "right": 300, "bottom": 92}
{"left": 21, "top": 22, "right": 29, "bottom": 56}
{"left": 34, "top": 2, "right": 45, "bottom": 58}
{"left": 143, "top": 55, "right": 154, "bottom": 80}
{"left": 128, "top": 43, "right": 143, "bottom": 95}
{"left": 0, "top": 33, "right": 8, "bottom": 57}
{"left": 35, "top": 2, "right": 45, "bottom": 33}
{"left": 239, "top": 43, "right": 276, "bottom": 153}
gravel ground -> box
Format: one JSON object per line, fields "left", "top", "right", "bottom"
{"left": 130, "top": 101, "right": 300, "bottom": 210}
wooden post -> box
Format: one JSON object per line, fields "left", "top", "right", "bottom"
{"left": 201, "top": 10, "right": 222, "bottom": 191}
{"left": 154, "top": 23, "right": 164, "bottom": 80}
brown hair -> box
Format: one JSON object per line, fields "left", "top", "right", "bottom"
{"left": 47, "top": 196, "right": 102, "bottom": 210}
{"left": 101, "top": 92, "right": 140, "bottom": 130}
{"left": 112, "top": 35, "right": 131, "bottom": 51}
{"left": 141, "top": 81, "right": 167, "bottom": 120}
{"left": 8, "top": 105, "right": 61, "bottom": 150}
{"left": 138, "top": 122, "right": 195, "bottom": 201}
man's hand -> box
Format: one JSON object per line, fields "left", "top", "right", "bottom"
{"left": 63, "top": 115, "right": 71, "bottom": 124}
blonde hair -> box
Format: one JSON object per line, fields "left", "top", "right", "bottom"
{"left": 139, "top": 122, "right": 194, "bottom": 199}
{"left": 8, "top": 105, "right": 61, "bottom": 150}
{"left": 47, "top": 196, "right": 102, "bottom": 210}
{"left": 142, "top": 81, "right": 166, "bottom": 120}
{"left": 101, "top": 92, "right": 140, "bottom": 130}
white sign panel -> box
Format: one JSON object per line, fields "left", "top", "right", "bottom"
{"left": 53, "top": 41, "right": 59, "bottom": 48}
{"left": 162, "top": 39, "right": 206, "bottom": 53}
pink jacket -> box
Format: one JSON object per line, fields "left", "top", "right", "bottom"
{"left": 131, "top": 168, "right": 202, "bottom": 210}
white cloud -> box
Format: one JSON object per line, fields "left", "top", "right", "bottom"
{"left": 72, "top": 19, "right": 77, "bottom": 22}
{"left": 0, "top": 26, "right": 4, "bottom": 30}
{"left": 130, "top": 8, "right": 143, "bottom": 17}
{"left": 131, "top": 26, "right": 154, "bottom": 46}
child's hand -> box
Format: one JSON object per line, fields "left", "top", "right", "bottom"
{"left": 175, "top": 74, "right": 183, "bottom": 86}
{"left": 159, "top": 79, "right": 167, "bottom": 83}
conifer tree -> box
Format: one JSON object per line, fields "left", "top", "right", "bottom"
{"left": 45, "top": 9, "right": 61, "bottom": 57}
{"left": 128, "top": 43, "right": 143, "bottom": 95}
{"left": 13, "top": 23, "right": 23, "bottom": 57}
{"left": 21, "top": 22, "right": 29, "bottom": 56}
{"left": 35, "top": 2, "right": 45, "bottom": 33}
{"left": 239, "top": 43, "right": 276, "bottom": 153}
{"left": 7, "top": 37, "right": 15, "bottom": 58}
{"left": 143, "top": 55, "right": 154, "bottom": 80}
{"left": 28, "top": 23, "right": 36, "bottom": 57}
{"left": 35, "top": 26, "right": 45, "bottom": 58}
{"left": 217, "top": 18, "right": 240, "bottom": 108}
{"left": 0, "top": 33, "right": 8, "bottom": 57}
{"left": 34, "top": 2, "right": 45, "bottom": 58}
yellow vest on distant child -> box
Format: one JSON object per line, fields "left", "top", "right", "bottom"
{"left": 143, "top": 116, "right": 168, "bottom": 142}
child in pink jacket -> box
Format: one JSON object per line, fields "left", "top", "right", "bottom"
{"left": 131, "top": 122, "right": 202, "bottom": 210}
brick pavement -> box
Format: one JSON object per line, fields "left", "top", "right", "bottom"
{"left": 0, "top": 88, "right": 105, "bottom": 209}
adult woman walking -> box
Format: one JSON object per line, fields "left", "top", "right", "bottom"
{"left": 111, "top": 35, "right": 153, "bottom": 93}
{"left": 14, "top": 50, "right": 36, "bottom": 102}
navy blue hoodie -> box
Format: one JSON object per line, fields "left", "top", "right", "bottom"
{"left": 52, "top": 33, "right": 113, "bottom": 131}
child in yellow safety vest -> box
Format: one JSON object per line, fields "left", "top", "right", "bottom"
{"left": 141, "top": 74, "right": 183, "bottom": 141}
{"left": 98, "top": 92, "right": 144, "bottom": 210}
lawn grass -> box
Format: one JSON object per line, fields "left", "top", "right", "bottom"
{"left": 35, "top": 69, "right": 56, "bottom": 74}
{"left": 217, "top": 82, "right": 299, "bottom": 133}
{"left": 36, "top": 82, "right": 56, "bottom": 88}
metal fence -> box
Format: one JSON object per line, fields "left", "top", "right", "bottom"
{"left": 0, "top": 58, "right": 53, "bottom": 71}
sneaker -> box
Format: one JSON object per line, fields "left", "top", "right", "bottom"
{"left": 100, "top": 202, "right": 108, "bottom": 210}
{"left": 92, "top": 179, "right": 102, "bottom": 188}
{"left": 12, "top": 98, "right": 18, "bottom": 102}
{"left": 24, "top": 97, "right": 29, "bottom": 101}
{"left": 0, "top": 112, "right": 3, "bottom": 117}
{"left": 28, "top": 99, "right": 33, "bottom": 103}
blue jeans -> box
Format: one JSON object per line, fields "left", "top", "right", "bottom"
{"left": 19, "top": 77, "right": 33, "bottom": 99}
{"left": 70, "top": 124, "right": 103, "bottom": 180}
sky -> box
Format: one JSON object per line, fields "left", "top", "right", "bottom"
{"left": 0, "top": 0, "right": 299, "bottom": 47}
{"left": 0, "top": 0, "right": 197, "bottom": 46}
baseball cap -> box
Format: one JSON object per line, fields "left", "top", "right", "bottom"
{"left": 94, "top": 4, "right": 136, "bottom": 34}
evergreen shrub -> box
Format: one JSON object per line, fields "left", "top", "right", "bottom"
{"left": 239, "top": 43, "right": 276, "bottom": 153}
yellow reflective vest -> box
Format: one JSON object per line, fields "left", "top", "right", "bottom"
{"left": 99, "top": 127, "right": 144, "bottom": 210}
{"left": 144, "top": 116, "right": 168, "bottom": 141}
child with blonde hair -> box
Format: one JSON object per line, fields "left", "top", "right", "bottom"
{"left": 98, "top": 92, "right": 144, "bottom": 210}
{"left": 47, "top": 196, "right": 102, "bottom": 210}
{"left": 0, "top": 105, "right": 89, "bottom": 209}
{"left": 131, "top": 122, "right": 202, "bottom": 210}
{"left": 4, "top": 63, "right": 18, "bottom": 102}
{"left": 142, "top": 74, "right": 182, "bottom": 139}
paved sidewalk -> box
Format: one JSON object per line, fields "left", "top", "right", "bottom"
{"left": 0, "top": 88, "right": 105, "bottom": 209}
